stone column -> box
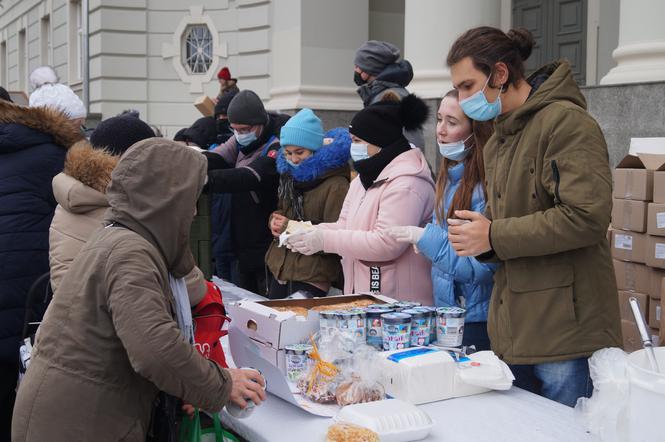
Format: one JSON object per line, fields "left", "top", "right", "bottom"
{"left": 601, "top": 0, "right": 665, "bottom": 84}
{"left": 266, "top": 0, "right": 368, "bottom": 113}
{"left": 403, "top": 0, "right": 502, "bottom": 99}
{"left": 403, "top": 0, "right": 501, "bottom": 166}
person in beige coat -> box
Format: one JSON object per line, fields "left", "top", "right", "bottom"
{"left": 12, "top": 139, "right": 266, "bottom": 442}
{"left": 48, "top": 117, "right": 206, "bottom": 302}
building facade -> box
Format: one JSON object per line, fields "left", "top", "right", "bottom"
{"left": 0, "top": 0, "right": 664, "bottom": 163}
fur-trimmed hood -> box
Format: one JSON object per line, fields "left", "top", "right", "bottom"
{"left": 276, "top": 127, "right": 351, "bottom": 182}
{"left": 0, "top": 99, "right": 83, "bottom": 154}
{"left": 53, "top": 140, "right": 118, "bottom": 214}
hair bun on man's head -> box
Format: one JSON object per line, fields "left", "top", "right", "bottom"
{"left": 506, "top": 28, "right": 535, "bottom": 61}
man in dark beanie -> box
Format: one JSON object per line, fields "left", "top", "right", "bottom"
{"left": 204, "top": 90, "right": 290, "bottom": 295}
{"left": 90, "top": 115, "right": 156, "bottom": 156}
{"left": 182, "top": 116, "right": 218, "bottom": 150}
{"left": 353, "top": 40, "right": 424, "bottom": 148}
{"left": 214, "top": 90, "right": 237, "bottom": 144}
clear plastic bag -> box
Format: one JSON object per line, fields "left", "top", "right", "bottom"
{"left": 335, "top": 345, "right": 385, "bottom": 406}
{"left": 574, "top": 347, "right": 629, "bottom": 442}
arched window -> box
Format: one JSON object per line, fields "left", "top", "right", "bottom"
{"left": 183, "top": 25, "right": 213, "bottom": 74}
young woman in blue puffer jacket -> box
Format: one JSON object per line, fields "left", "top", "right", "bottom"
{"left": 387, "top": 89, "right": 496, "bottom": 350}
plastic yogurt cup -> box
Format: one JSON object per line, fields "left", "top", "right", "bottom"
{"left": 414, "top": 306, "right": 438, "bottom": 344}
{"left": 225, "top": 367, "right": 266, "bottom": 419}
{"left": 403, "top": 308, "right": 432, "bottom": 346}
{"left": 436, "top": 307, "right": 466, "bottom": 347}
{"left": 284, "top": 344, "right": 313, "bottom": 382}
{"left": 365, "top": 307, "right": 394, "bottom": 350}
{"left": 319, "top": 311, "right": 339, "bottom": 337}
{"left": 391, "top": 302, "right": 421, "bottom": 312}
{"left": 382, "top": 312, "right": 412, "bottom": 351}
{"left": 335, "top": 310, "right": 367, "bottom": 345}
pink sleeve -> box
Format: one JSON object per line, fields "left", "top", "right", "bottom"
{"left": 322, "top": 182, "right": 432, "bottom": 262}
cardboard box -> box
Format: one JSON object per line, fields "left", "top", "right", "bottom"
{"left": 225, "top": 293, "right": 395, "bottom": 371}
{"left": 618, "top": 291, "right": 648, "bottom": 323}
{"left": 622, "top": 319, "right": 642, "bottom": 352}
{"left": 647, "top": 203, "right": 665, "bottom": 236}
{"left": 194, "top": 95, "right": 215, "bottom": 117}
{"left": 649, "top": 300, "right": 661, "bottom": 330}
{"left": 611, "top": 199, "right": 648, "bottom": 232}
{"left": 654, "top": 171, "right": 665, "bottom": 204}
{"left": 613, "top": 169, "right": 653, "bottom": 201}
{"left": 649, "top": 270, "right": 665, "bottom": 300}
{"left": 611, "top": 230, "right": 647, "bottom": 263}
{"left": 646, "top": 235, "right": 665, "bottom": 269}
{"left": 614, "top": 260, "right": 650, "bottom": 293}
{"left": 613, "top": 146, "right": 665, "bottom": 201}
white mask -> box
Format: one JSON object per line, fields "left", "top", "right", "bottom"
{"left": 350, "top": 142, "right": 370, "bottom": 162}
{"left": 438, "top": 134, "right": 473, "bottom": 161}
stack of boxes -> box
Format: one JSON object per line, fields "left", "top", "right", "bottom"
{"left": 611, "top": 144, "right": 665, "bottom": 352}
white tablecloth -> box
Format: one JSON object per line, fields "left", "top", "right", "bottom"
{"left": 218, "top": 387, "right": 598, "bottom": 442}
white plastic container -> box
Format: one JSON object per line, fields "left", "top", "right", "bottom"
{"left": 333, "top": 399, "right": 433, "bottom": 442}
{"left": 627, "top": 347, "right": 665, "bottom": 442}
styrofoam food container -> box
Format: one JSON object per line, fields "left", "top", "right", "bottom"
{"left": 333, "top": 399, "right": 433, "bottom": 442}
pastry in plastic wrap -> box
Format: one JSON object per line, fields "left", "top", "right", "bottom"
{"left": 335, "top": 375, "right": 384, "bottom": 406}
{"left": 326, "top": 423, "right": 379, "bottom": 442}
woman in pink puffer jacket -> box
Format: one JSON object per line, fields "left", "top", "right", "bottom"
{"left": 287, "top": 95, "right": 435, "bottom": 304}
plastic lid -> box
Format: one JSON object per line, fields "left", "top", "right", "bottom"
{"left": 381, "top": 312, "right": 412, "bottom": 324}
{"left": 334, "top": 399, "right": 433, "bottom": 438}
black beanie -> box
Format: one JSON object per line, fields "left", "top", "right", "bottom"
{"left": 227, "top": 90, "right": 267, "bottom": 126}
{"left": 183, "top": 116, "right": 217, "bottom": 149}
{"left": 0, "top": 87, "right": 12, "bottom": 103}
{"left": 349, "top": 94, "right": 429, "bottom": 147}
{"left": 215, "top": 90, "right": 238, "bottom": 118}
{"left": 173, "top": 128, "right": 188, "bottom": 142}
{"left": 90, "top": 115, "right": 156, "bottom": 156}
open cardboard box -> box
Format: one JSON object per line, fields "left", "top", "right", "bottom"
{"left": 225, "top": 294, "right": 395, "bottom": 373}
{"left": 614, "top": 138, "right": 665, "bottom": 201}
{"left": 227, "top": 293, "right": 396, "bottom": 417}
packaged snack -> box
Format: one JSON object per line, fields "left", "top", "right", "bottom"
{"left": 297, "top": 338, "right": 340, "bottom": 403}
{"left": 335, "top": 345, "right": 385, "bottom": 406}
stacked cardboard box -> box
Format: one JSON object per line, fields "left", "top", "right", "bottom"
{"left": 612, "top": 142, "right": 665, "bottom": 351}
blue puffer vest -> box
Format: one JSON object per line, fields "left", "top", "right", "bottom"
{"left": 416, "top": 162, "right": 497, "bottom": 323}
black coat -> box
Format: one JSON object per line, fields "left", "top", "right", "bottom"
{"left": 206, "top": 112, "right": 290, "bottom": 273}
{"left": 0, "top": 100, "right": 82, "bottom": 364}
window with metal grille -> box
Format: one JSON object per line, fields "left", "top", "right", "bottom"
{"left": 183, "top": 25, "right": 213, "bottom": 75}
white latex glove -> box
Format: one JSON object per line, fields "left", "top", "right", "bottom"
{"left": 386, "top": 226, "right": 425, "bottom": 244}
{"left": 286, "top": 229, "right": 324, "bottom": 256}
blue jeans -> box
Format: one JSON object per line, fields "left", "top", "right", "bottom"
{"left": 509, "top": 357, "right": 593, "bottom": 407}
{"left": 462, "top": 322, "right": 491, "bottom": 351}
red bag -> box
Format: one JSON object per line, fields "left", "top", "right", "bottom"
{"left": 192, "top": 281, "right": 230, "bottom": 368}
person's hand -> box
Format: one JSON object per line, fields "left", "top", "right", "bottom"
{"left": 270, "top": 213, "right": 288, "bottom": 237}
{"left": 447, "top": 210, "right": 492, "bottom": 257}
{"left": 182, "top": 403, "right": 195, "bottom": 418}
{"left": 286, "top": 229, "right": 324, "bottom": 256}
{"left": 386, "top": 226, "right": 425, "bottom": 244}
{"left": 227, "top": 368, "right": 267, "bottom": 409}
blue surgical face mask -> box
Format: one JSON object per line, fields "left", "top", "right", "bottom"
{"left": 350, "top": 142, "right": 370, "bottom": 162}
{"left": 438, "top": 134, "right": 473, "bottom": 162}
{"left": 234, "top": 129, "right": 257, "bottom": 146}
{"left": 459, "top": 75, "right": 503, "bottom": 121}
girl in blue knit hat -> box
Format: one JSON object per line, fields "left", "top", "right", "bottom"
{"left": 265, "top": 108, "right": 351, "bottom": 299}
